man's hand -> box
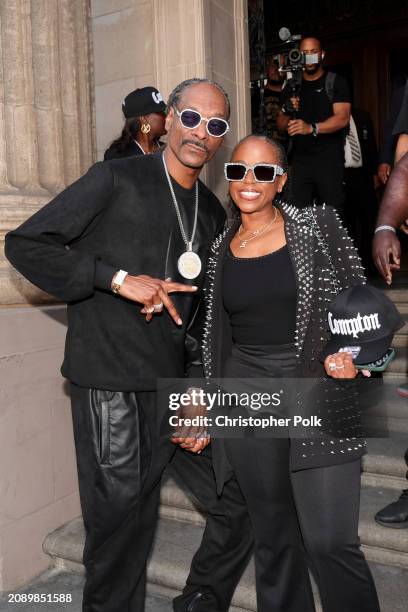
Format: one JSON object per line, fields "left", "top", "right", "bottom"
{"left": 289, "top": 96, "right": 300, "bottom": 112}
{"left": 400, "top": 218, "right": 408, "bottom": 235}
{"left": 372, "top": 231, "right": 401, "bottom": 285}
{"left": 287, "top": 119, "right": 312, "bottom": 136}
{"left": 171, "top": 435, "right": 210, "bottom": 454}
{"left": 378, "top": 163, "right": 391, "bottom": 185}
{"left": 118, "top": 274, "right": 197, "bottom": 324}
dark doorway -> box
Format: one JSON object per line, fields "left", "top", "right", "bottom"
{"left": 249, "top": 1, "right": 408, "bottom": 148}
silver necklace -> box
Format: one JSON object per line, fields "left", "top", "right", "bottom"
{"left": 162, "top": 155, "right": 201, "bottom": 279}
{"left": 238, "top": 207, "right": 278, "bottom": 248}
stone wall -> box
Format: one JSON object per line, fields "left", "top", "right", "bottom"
{"left": 0, "top": 0, "right": 93, "bottom": 590}
{"left": 0, "top": 306, "right": 79, "bottom": 590}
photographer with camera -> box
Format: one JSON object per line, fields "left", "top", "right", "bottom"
{"left": 277, "top": 36, "right": 351, "bottom": 212}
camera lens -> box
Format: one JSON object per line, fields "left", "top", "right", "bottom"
{"left": 288, "top": 48, "right": 301, "bottom": 64}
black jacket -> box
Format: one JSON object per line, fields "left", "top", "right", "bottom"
{"left": 5, "top": 153, "right": 225, "bottom": 391}
{"left": 104, "top": 139, "right": 144, "bottom": 160}
{"left": 103, "top": 140, "right": 164, "bottom": 160}
{"left": 379, "top": 83, "right": 405, "bottom": 164}
{"left": 188, "top": 204, "right": 368, "bottom": 488}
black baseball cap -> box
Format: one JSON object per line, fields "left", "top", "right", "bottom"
{"left": 122, "top": 87, "right": 166, "bottom": 118}
{"left": 321, "top": 284, "right": 404, "bottom": 365}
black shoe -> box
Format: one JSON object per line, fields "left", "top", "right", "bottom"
{"left": 173, "top": 591, "right": 217, "bottom": 612}
{"left": 375, "top": 490, "right": 408, "bottom": 528}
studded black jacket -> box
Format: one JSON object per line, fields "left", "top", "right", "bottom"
{"left": 186, "top": 203, "right": 368, "bottom": 486}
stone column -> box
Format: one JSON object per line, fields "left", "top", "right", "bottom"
{"left": 0, "top": 0, "right": 95, "bottom": 592}
{"left": 0, "top": 0, "right": 95, "bottom": 306}
{"left": 152, "top": 0, "right": 251, "bottom": 198}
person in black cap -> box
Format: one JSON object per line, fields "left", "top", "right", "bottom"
{"left": 104, "top": 86, "right": 167, "bottom": 160}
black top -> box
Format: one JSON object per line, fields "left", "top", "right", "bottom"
{"left": 379, "top": 84, "right": 405, "bottom": 164}
{"left": 104, "top": 139, "right": 144, "bottom": 160}
{"left": 222, "top": 245, "right": 296, "bottom": 345}
{"left": 5, "top": 153, "right": 226, "bottom": 391}
{"left": 282, "top": 72, "right": 350, "bottom": 160}
{"left": 393, "top": 80, "right": 408, "bottom": 137}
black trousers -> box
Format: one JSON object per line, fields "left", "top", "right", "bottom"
{"left": 217, "top": 343, "right": 380, "bottom": 612}
{"left": 70, "top": 384, "right": 252, "bottom": 612}
{"left": 227, "top": 439, "right": 380, "bottom": 612}
{"left": 343, "top": 167, "right": 378, "bottom": 275}
{"left": 290, "top": 155, "right": 345, "bottom": 213}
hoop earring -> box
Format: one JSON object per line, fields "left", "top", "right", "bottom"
{"left": 141, "top": 122, "right": 151, "bottom": 134}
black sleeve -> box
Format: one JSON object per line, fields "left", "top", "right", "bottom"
{"left": 393, "top": 81, "right": 408, "bottom": 136}
{"left": 312, "top": 205, "right": 366, "bottom": 290}
{"left": 103, "top": 148, "right": 115, "bottom": 161}
{"left": 363, "top": 111, "right": 379, "bottom": 175}
{"left": 332, "top": 75, "right": 351, "bottom": 105}
{"left": 379, "top": 85, "right": 405, "bottom": 163}
{"left": 5, "top": 162, "right": 116, "bottom": 302}
{"left": 215, "top": 202, "right": 227, "bottom": 235}
{"left": 184, "top": 295, "right": 206, "bottom": 378}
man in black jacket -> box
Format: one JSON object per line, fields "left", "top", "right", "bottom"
{"left": 5, "top": 78, "right": 252, "bottom": 612}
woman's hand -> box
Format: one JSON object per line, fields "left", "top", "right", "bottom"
{"left": 170, "top": 387, "right": 211, "bottom": 454}
{"left": 324, "top": 352, "right": 371, "bottom": 378}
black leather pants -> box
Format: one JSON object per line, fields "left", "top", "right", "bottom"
{"left": 70, "top": 383, "right": 253, "bottom": 612}
{"left": 70, "top": 384, "right": 169, "bottom": 612}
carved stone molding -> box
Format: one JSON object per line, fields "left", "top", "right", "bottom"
{"left": 0, "top": 0, "right": 95, "bottom": 305}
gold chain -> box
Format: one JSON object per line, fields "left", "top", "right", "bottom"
{"left": 238, "top": 206, "right": 277, "bottom": 248}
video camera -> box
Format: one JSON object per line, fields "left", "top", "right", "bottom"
{"left": 273, "top": 27, "right": 304, "bottom": 117}
{"left": 277, "top": 27, "right": 303, "bottom": 73}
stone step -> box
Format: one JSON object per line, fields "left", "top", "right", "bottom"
{"left": 362, "top": 437, "right": 407, "bottom": 489}
{"left": 42, "top": 512, "right": 408, "bottom": 612}
{"left": 362, "top": 381, "right": 408, "bottom": 433}
{"left": 380, "top": 286, "right": 408, "bottom": 304}
{"left": 393, "top": 331, "right": 408, "bottom": 348}
{"left": 43, "top": 476, "right": 408, "bottom": 572}
{"left": 384, "top": 349, "right": 408, "bottom": 377}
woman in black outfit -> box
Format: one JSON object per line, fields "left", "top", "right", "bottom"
{"left": 187, "top": 135, "right": 380, "bottom": 612}
{"left": 104, "top": 86, "right": 166, "bottom": 160}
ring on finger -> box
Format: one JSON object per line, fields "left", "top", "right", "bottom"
{"left": 328, "top": 362, "right": 337, "bottom": 370}
{"left": 335, "top": 364, "right": 345, "bottom": 369}
{"left": 153, "top": 302, "right": 164, "bottom": 312}
{"left": 145, "top": 305, "right": 155, "bottom": 314}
